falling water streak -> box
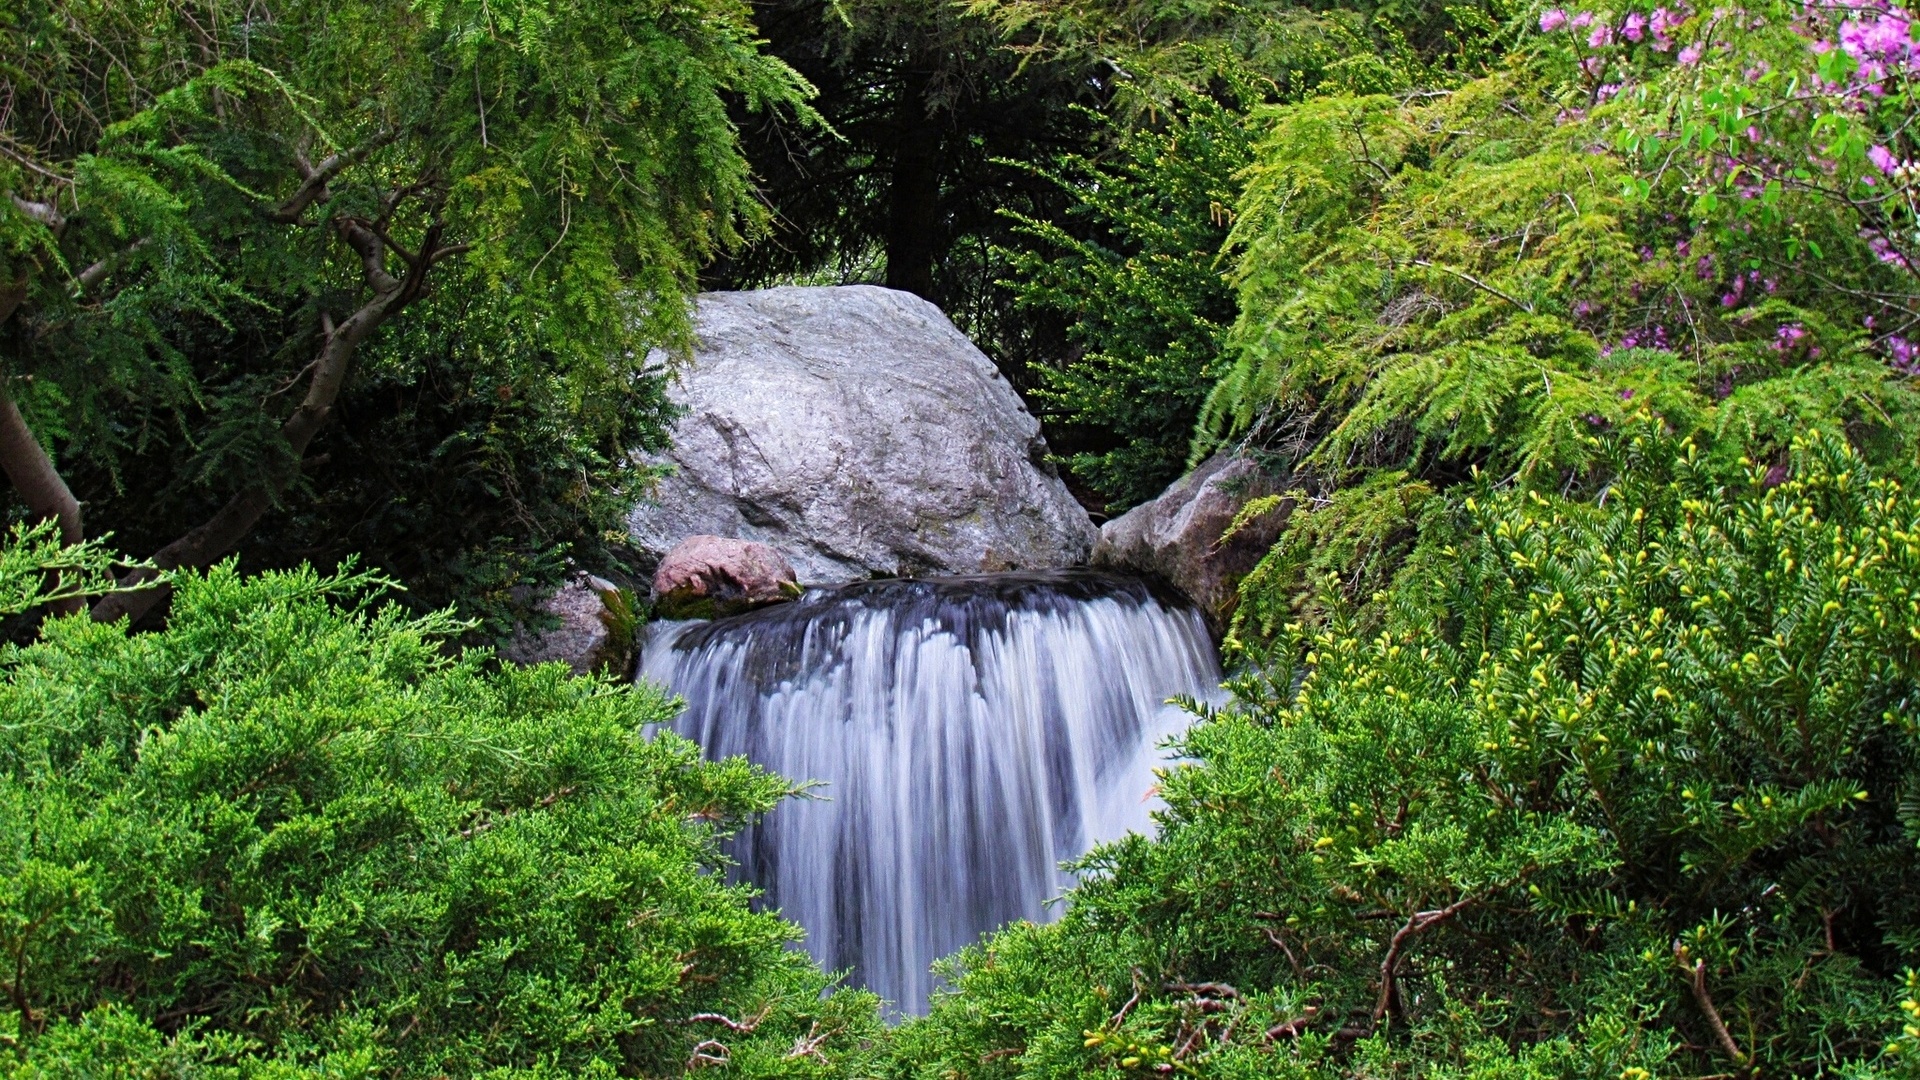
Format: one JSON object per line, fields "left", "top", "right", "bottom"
{"left": 637, "top": 572, "right": 1223, "bottom": 1016}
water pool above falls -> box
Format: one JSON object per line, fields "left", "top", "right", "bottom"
{"left": 636, "top": 572, "right": 1223, "bottom": 1015}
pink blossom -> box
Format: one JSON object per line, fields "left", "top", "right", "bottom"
{"left": 1572, "top": 10, "right": 1596, "bottom": 26}
{"left": 1623, "top": 12, "right": 1649, "bottom": 39}
{"left": 1541, "top": 7, "right": 1570, "bottom": 30}
{"left": 1582, "top": 54, "right": 1607, "bottom": 76}
{"left": 1678, "top": 41, "right": 1705, "bottom": 63}
{"left": 1867, "top": 143, "right": 1899, "bottom": 175}
{"left": 1589, "top": 21, "right": 1617, "bottom": 44}
{"left": 1883, "top": 335, "right": 1919, "bottom": 374}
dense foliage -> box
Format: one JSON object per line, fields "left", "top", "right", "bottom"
{"left": 10, "top": 1, "right": 1920, "bottom": 1078}
{"left": 1203, "top": 0, "right": 1920, "bottom": 627}
{"left": 997, "top": 97, "right": 1250, "bottom": 509}
{"left": 1, "top": 0, "right": 809, "bottom": 631}
{"left": 893, "top": 430, "right": 1920, "bottom": 1079}
{"left": 0, "top": 561, "right": 880, "bottom": 1077}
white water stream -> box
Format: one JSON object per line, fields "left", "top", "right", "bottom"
{"left": 637, "top": 572, "right": 1222, "bottom": 1014}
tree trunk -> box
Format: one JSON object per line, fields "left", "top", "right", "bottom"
{"left": 884, "top": 69, "right": 942, "bottom": 300}
{"left": 0, "top": 397, "right": 83, "bottom": 548}
{"left": 0, "top": 267, "right": 88, "bottom": 614}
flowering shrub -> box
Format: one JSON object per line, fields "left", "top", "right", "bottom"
{"left": 1194, "top": 0, "right": 1920, "bottom": 628}
{"left": 1541, "top": 0, "right": 1918, "bottom": 360}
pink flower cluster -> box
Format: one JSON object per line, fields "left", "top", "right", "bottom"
{"left": 1836, "top": 5, "right": 1915, "bottom": 85}
{"left": 1541, "top": 3, "right": 1690, "bottom": 50}
{"left": 1864, "top": 229, "right": 1914, "bottom": 269}
{"left": 1883, "top": 334, "right": 1918, "bottom": 372}
{"left": 1717, "top": 268, "right": 1778, "bottom": 307}
{"left": 1868, "top": 143, "right": 1913, "bottom": 177}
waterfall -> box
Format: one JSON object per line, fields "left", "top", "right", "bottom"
{"left": 636, "top": 571, "right": 1222, "bottom": 1015}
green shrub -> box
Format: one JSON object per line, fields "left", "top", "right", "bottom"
{"left": 1205, "top": 15, "right": 1920, "bottom": 623}
{"left": 0, "top": 563, "right": 879, "bottom": 1077}
{"left": 1002, "top": 96, "right": 1252, "bottom": 511}
{"left": 893, "top": 430, "right": 1920, "bottom": 1079}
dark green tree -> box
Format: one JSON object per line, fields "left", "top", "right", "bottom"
{"left": 710, "top": 0, "right": 1102, "bottom": 385}
{"left": 0, "top": 0, "right": 811, "bottom": 628}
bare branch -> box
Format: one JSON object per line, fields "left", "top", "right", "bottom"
{"left": 785, "top": 1021, "right": 833, "bottom": 1063}
{"left": 1262, "top": 926, "right": 1307, "bottom": 979}
{"left": 0, "top": 393, "right": 85, "bottom": 615}
{"left": 1370, "top": 893, "right": 1479, "bottom": 1032}
{"left": 265, "top": 129, "right": 396, "bottom": 224}
{"left": 1164, "top": 981, "right": 1241, "bottom": 1000}
{"left": 1266, "top": 1005, "right": 1322, "bottom": 1041}
{"left": 75, "top": 237, "right": 149, "bottom": 293}
{"left": 1676, "top": 942, "right": 1748, "bottom": 1070}
{"left": 681, "top": 1004, "right": 771, "bottom": 1034}
{"left": 1410, "top": 258, "right": 1535, "bottom": 314}
{"left": 336, "top": 217, "right": 399, "bottom": 294}
{"left": 9, "top": 194, "right": 64, "bottom": 232}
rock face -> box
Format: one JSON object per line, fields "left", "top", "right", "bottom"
{"left": 499, "top": 574, "right": 633, "bottom": 676}
{"left": 627, "top": 286, "right": 1097, "bottom": 584}
{"left": 1091, "top": 453, "right": 1293, "bottom": 626}
{"left": 653, "top": 535, "right": 798, "bottom": 619}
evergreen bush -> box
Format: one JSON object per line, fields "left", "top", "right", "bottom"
{"left": 0, "top": 563, "right": 879, "bottom": 1077}
{"left": 893, "top": 430, "right": 1920, "bottom": 1079}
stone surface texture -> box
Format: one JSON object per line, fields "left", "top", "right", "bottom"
{"left": 626, "top": 286, "right": 1097, "bottom": 583}
{"left": 499, "top": 573, "right": 627, "bottom": 676}
{"left": 652, "top": 535, "right": 798, "bottom": 619}
{"left": 1091, "top": 453, "right": 1292, "bottom": 625}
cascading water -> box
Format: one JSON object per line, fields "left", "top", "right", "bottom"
{"left": 637, "top": 571, "right": 1222, "bottom": 1015}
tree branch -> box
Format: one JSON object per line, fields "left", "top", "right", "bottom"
{"left": 1676, "top": 942, "right": 1748, "bottom": 1070}
{"left": 8, "top": 194, "right": 64, "bottom": 232}
{"left": 681, "top": 1004, "right": 771, "bottom": 1034}
{"left": 90, "top": 208, "right": 453, "bottom": 625}
{"left": 1371, "top": 893, "right": 1478, "bottom": 1031}
{"left": 1410, "top": 258, "right": 1535, "bottom": 314}
{"left": 75, "top": 238, "right": 148, "bottom": 293}
{"left": 265, "top": 129, "right": 396, "bottom": 224}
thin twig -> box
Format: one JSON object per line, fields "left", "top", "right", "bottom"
{"left": 1410, "top": 259, "right": 1535, "bottom": 313}
{"left": 1676, "top": 942, "right": 1748, "bottom": 1070}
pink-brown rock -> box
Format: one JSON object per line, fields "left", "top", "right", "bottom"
{"left": 652, "top": 535, "right": 799, "bottom": 620}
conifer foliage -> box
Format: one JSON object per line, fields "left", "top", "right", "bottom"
{"left": 894, "top": 430, "right": 1920, "bottom": 1079}
{"left": 0, "top": 561, "right": 881, "bottom": 1076}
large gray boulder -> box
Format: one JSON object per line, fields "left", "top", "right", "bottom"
{"left": 628, "top": 286, "right": 1096, "bottom": 583}
{"left": 1091, "top": 453, "right": 1292, "bottom": 626}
